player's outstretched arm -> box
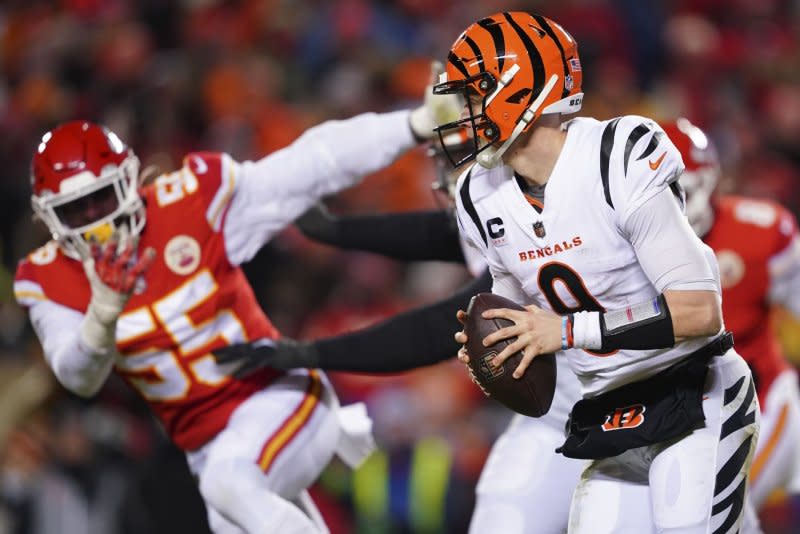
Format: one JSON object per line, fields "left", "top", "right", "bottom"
{"left": 296, "top": 204, "right": 465, "bottom": 263}
{"left": 214, "top": 270, "right": 491, "bottom": 375}
{"left": 222, "top": 62, "right": 462, "bottom": 267}
{"left": 29, "top": 235, "right": 155, "bottom": 397}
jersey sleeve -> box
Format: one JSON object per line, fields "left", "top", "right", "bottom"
{"left": 624, "top": 187, "right": 718, "bottom": 293}
{"left": 605, "top": 116, "right": 685, "bottom": 228}
{"left": 767, "top": 206, "right": 800, "bottom": 316}
{"left": 453, "top": 165, "right": 519, "bottom": 299}
{"left": 14, "top": 258, "right": 46, "bottom": 308}
{"left": 14, "top": 257, "right": 115, "bottom": 397}
{"left": 222, "top": 110, "right": 416, "bottom": 266}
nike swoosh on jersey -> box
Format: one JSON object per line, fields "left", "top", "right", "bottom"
{"left": 191, "top": 155, "right": 208, "bottom": 174}
{"left": 649, "top": 152, "right": 666, "bottom": 170}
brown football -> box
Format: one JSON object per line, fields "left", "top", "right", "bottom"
{"left": 464, "top": 293, "right": 556, "bottom": 417}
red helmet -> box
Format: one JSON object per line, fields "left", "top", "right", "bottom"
{"left": 659, "top": 118, "right": 720, "bottom": 236}
{"left": 433, "top": 12, "right": 583, "bottom": 168}
{"left": 31, "top": 121, "right": 144, "bottom": 258}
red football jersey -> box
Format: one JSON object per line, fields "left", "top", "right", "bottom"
{"left": 704, "top": 195, "right": 797, "bottom": 403}
{"left": 15, "top": 153, "right": 281, "bottom": 450}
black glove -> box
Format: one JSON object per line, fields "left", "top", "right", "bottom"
{"left": 213, "top": 338, "right": 321, "bottom": 378}
{"left": 295, "top": 203, "right": 340, "bottom": 242}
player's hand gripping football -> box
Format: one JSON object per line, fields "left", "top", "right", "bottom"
{"left": 454, "top": 310, "right": 489, "bottom": 396}
{"left": 79, "top": 231, "right": 156, "bottom": 351}
{"left": 213, "top": 338, "right": 320, "bottom": 378}
{"left": 409, "top": 60, "right": 463, "bottom": 141}
{"left": 456, "top": 304, "right": 562, "bottom": 379}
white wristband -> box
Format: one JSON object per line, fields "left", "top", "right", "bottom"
{"left": 79, "top": 302, "right": 119, "bottom": 354}
{"left": 572, "top": 311, "right": 603, "bottom": 350}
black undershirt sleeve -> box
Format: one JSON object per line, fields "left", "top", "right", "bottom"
{"left": 312, "top": 270, "right": 492, "bottom": 372}
{"left": 298, "top": 208, "right": 465, "bottom": 263}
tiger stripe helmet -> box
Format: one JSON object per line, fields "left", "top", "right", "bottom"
{"left": 433, "top": 12, "right": 583, "bottom": 168}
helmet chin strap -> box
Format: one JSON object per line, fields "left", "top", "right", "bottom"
{"left": 477, "top": 74, "right": 559, "bottom": 169}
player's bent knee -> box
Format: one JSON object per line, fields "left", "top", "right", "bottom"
{"left": 199, "top": 458, "right": 318, "bottom": 534}
{"left": 199, "top": 458, "right": 244, "bottom": 515}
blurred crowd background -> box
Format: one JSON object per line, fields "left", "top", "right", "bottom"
{"left": 0, "top": 0, "right": 799, "bottom": 533}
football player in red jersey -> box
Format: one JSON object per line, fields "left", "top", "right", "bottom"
{"left": 664, "top": 118, "right": 800, "bottom": 511}
{"left": 12, "top": 86, "right": 459, "bottom": 534}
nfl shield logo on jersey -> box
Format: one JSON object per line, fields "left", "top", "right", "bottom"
{"left": 533, "top": 221, "right": 546, "bottom": 238}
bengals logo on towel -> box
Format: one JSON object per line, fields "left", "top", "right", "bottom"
{"left": 601, "top": 404, "right": 646, "bottom": 432}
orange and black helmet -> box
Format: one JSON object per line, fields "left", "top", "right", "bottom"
{"left": 433, "top": 12, "right": 583, "bottom": 168}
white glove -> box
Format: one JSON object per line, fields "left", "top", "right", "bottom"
{"left": 79, "top": 232, "right": 156, "bottom": 353}
{"left": 408, "top": 61, "right": 463, "bottom": 141}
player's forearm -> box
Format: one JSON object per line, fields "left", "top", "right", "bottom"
{"left": 253, "top": 110, "right": 417, "bottom": 200}
{"left": 52, "top": 337, "right": 114, "bottom": 398}
{"left": 303, "top": 210, "right": 465, "bottom": 262}
{"left": 30, "top": 301, "right": 114, "bottom": 397}
{"left": 663, "top": 289, "right": 722, "bottom": 340}
{"left": 226, "top": 111, "right": 419, "bottom": 265}
{"left": 312, "top": 271, "right": 492, "bottom": 372}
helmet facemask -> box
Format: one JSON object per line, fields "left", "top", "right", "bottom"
{"left": 432, "top": 12, "right": 584, "bottom": 170}
{"left": 32, "top": 154, "right": 145, "bottom": 259}
{"left": 660, "top": 118, "right": 720, "bottom": 238}
{"left": 430, "top": 128, "right": 473, "bottom": 207}
{"left": 680, "top": 167, "right": 718, "bottom": 237}
{"left": 432, "top": 71, "right": 503, "bottom": 168}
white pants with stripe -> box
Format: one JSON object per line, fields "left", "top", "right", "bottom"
{"left": 568, "top": 351, "right": 760, "bottom": 534}
{"left": 186, "top": 369, "right": 342, "bottom": 534}
{"left": 749, "top": 368, "right": 800, "bottom": 508}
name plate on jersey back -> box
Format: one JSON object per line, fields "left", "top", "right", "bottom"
{"left": 464, "top": 293, "right": 556, "bottom": 417}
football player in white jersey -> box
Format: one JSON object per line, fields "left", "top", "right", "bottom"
{"left": 13, "top": 84, "right": 459, "bottom": 533}
{"left": 443, "top": 11, "right": 760, "bottom": 534}
{"left": 211, "top": 134, "right": 650, "bottom": 534}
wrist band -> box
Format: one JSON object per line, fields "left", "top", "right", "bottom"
{"left": 561, "top": 315, "right": 575, "bottom": 350}
{"left": 572, "top": 295, "right": 675, "bottom": 351}
{"left": 572, "top": 311, "right": 603, "bottom": 350}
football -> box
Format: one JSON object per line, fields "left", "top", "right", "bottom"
{"left": 464, "top": 293, "right": 556, "bottom": 417}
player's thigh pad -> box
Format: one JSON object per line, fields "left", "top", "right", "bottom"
{"left": 649, "top": 351, "right": 759, "bottom": 533}
{"left": 470, "top": 414, "right": 587, "bottom": 534}
{"left": 189, "top": 369, "right": 340, "bottom": 500}
{"left": 568, "top": 446, "right": 656, "bottom": 534}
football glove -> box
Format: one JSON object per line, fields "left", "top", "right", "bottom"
{"left": 213, "top": 338, "right": 321, "bottom": 378}
{"left": 408, "top": 60, "right": 463, "bottom": 141}
{"left": 79, "top": 232, "right": 156, "bottom": 352}
{"left": 295, "top": 203, "right": 339, "bottom": 242}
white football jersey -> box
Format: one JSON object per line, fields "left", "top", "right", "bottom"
{"left": 455, "top": 116, "right": 721, "bottom": 396}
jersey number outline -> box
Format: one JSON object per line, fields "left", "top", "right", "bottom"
{"left": 155, "top": 170, "right": 199, "bottom": 207}
{"left": 537, "top": 261, "right": 616, "bottom": 356}
{"left": 114, "top": 269, "right": 248, "bottom": 401}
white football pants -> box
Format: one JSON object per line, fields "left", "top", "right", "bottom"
{"left": 568, "top": 351, "right": 760, "bottom": 534}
